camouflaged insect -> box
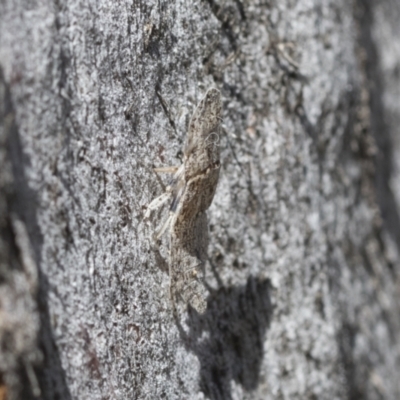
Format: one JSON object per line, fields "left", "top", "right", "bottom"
{"left": 145, "top": 88, "right": 222, "bottom": 313}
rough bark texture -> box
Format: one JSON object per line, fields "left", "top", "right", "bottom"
{"left": 0, "top": 1, "right": 400, "bottom": 399}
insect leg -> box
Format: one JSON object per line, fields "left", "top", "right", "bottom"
{"left": 144, "top": 191, "right": 172, "bottom": 219}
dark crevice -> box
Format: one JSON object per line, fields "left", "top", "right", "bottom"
{"left": 337, "top": 323, "right": 366, "bottom": 400}
{"left": 204, "top": 0, "right": 244, "bottom": 51}
{"left": 1, "top": 66, "right": 72, "bottom": 400}
{"left": 356, "top": 0, "right": 400, "bottom": 252}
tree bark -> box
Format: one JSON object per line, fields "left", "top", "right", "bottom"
{"left": 1, "top": 0, "right": 400, "bottom": 399}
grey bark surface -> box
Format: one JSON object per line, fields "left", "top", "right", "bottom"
{"left": 0, "top": 1, "right": 400, "bottom": 399}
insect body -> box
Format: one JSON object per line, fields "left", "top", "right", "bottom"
{"left": 145, "top": 88, "right": 222, "bottom": 313}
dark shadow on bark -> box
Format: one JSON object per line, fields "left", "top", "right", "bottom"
{"left": 2, "top": 68, "right": 72, "bottom": 400}
{"left": 177, "top": 276, "right": 272, "bottom": 400}
{"left": 356, "top": 0, "right": 400, "bottom": 252}
{"left": 336, "top": 322, "right": 366, "bottom": 400}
